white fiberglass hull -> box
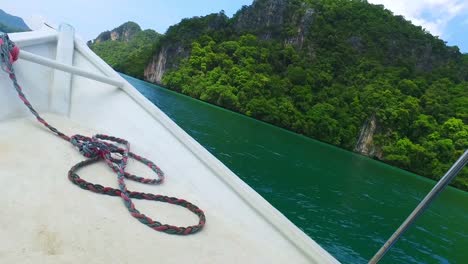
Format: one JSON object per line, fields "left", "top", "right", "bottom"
{"left": 0, "top": 26, "right": 339, "bottom": 263}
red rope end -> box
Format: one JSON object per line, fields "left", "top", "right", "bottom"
{"left": 10, "top": 45, "right": 19, "bottom": 63}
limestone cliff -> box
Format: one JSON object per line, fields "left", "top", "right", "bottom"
{"left": 234, "top": 0, "right": 314, "bottom": 48}
{"left": 145, "top": 45, "right": 188, "bottom": 83}
{"left": 144, "top": 12, "right": 228, "bottom": 84}
{"left": 354, "top": 115, "right": 382, "bottom": 159}
{"left": 233, "top": 0, "right": 288, "bottom": 39}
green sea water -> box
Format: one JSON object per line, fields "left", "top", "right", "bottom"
{"left": 124, "top": 74, "right": 468, "bottom": 264}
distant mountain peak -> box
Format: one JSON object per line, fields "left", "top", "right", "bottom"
{"left": 0, "top": 9, "right": 30, "bottom": 32}
{"left": 92, "top": 21, "right": 142, "bottom": 44}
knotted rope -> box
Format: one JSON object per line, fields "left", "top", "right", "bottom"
{"left": 0, "top": 33, "right": 205, "bottom": 235}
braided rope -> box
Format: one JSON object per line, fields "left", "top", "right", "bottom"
{"left": 0, "top": 33, "right": 205, "bottom": 235}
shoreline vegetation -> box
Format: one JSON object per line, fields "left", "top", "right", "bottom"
{"left": 88, "top": 0, "right": 468, "bottom": 191}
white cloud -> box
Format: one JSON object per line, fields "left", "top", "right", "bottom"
{"left": 368, "top": 0, "right": 468, "bottom": 37}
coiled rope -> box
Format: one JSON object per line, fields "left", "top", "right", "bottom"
{"left": 0, "top": 33, "right": 205, "bottom": 235}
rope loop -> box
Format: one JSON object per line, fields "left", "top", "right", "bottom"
{"left": 71, "top": 134, "right": 123, "bottom": 159}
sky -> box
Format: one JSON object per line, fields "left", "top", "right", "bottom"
{"left": 1, "top": 0, "right": 253, "bottom": 40}
{"left": 368, "top": 0, "right": 468, "bottom": 52}
{"left": 2, "top": 0, "right": 467, "bottom": 52}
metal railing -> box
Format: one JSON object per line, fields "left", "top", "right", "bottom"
{"left": 369, "top": 150, "right": 468, "bottom": 263}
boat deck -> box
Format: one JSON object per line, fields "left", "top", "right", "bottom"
{"left": 0, "top": 115, "right": 313, "bottom": 263}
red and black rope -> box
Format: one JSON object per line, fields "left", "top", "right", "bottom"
{"left": 0, "top": 33, "right": 205, "bottom": 235}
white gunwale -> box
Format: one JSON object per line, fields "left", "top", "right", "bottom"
{"left": 10, "top": 30, "right": 57, "bottom": 48}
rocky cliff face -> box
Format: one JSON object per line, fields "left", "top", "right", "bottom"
{"left": 145, "top": 45, "right": 189, "bottom": 83}
{"left": 354, "top": 115, "right": 382, "bottom": 159}
{"left": 144, "top": 48, "right": 167, "bottom": 84}
{"left": 144, "top": 13, "right": 228, "bottom": 84}
{"left": 234, "top": 0, "right": 314, "bottom": 48}
{"left": 285, "top": 7, "right": 314, "bottom": 49}
{"left": 233, "top": 0, "right": 288, "bottom": 39}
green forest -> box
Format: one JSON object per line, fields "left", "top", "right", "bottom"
{"left": 90, "top": 0, "right": 468, "bottom": 190}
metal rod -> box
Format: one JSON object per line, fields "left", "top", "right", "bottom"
{"left": 18, "top": 50, "right": 124, "bottom": 88}
{"left": 369, "top": 150, "right": 468, "bottom": 264}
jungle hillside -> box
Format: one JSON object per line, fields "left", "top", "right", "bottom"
{"left": 89, "top": 0, "right": 468, "bottom": 190}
